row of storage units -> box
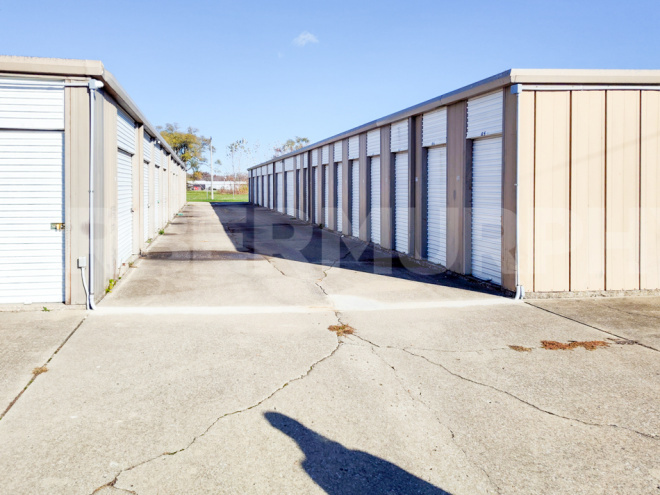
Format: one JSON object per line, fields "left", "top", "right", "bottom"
{"left": 0, "top": 56, "right": 187, "bottom": 306}
{"left": 249, "top": 69, "right": 660, "bottom": 296}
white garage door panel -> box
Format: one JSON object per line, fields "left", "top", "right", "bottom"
{"left": 394, "top": 152, "right": 409, "bottom": 253}
{"left": 117, "top": 109, "right": 136, "bottom": 154}
{"left": 324, "top": 166, "right": 329, "bottom": 226}
{"left": 143, "top": 162, "right": 149, "bottom": 242}
{"left": 370, "top": 156, "right": 381, "bottom": 245}
{"left": 471, "top": 137, "right": 502, "bottom": 285}
{"left": 427, "top": 147, "right": 447, "bottom": 266}
{"left": 0, "top": 78, "right": 65, "bottom": 130}
{"left": 351, "top": 161, "right": 359, "bottom": 237}
{"left": 117, "top": 150, "right": 133, "bottom": 265}
{"left": 286, "top": 172, "right": 294, "bottom": 216}
{"left": 0, "top": 131, "right": 64, "bottom": 303}
{"left": 336, "top": 164, "right": 343, "bottom": 232}
{"left": 312, "top": 167, "right": 318, "bottom": 223}
{"left": 467, "top": 91, "right": 503, "bottom": 139}
{"left": 277, "top": 173, "right": 284, "bottom": 212}
{"left": 154, "top": 166, "right": 160, "bottom": 232}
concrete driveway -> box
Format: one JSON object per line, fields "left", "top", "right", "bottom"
{"left": 0, "top": 202, "right": 658, "bottom": 495}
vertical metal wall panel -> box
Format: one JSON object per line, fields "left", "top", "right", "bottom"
{"left": 351, "top": 160, "right": 359, "bottom": 237}
{"left": 333, "top": 141, "right": 343, "bottom": 163}
{"left": 471, "top": 137, "right": 502, "bottom": 284}
{"left": 517, "top": 92, "right": 535, "bottom": 291}
{"left": 117, "top": 150, "right": 133, "bottom": 266}
{"left": 422, "top": 108, "right": 447, "bottom": 147}
{"left": 286, "top": 171, "right": 294, "bottom": 216}
{"left": 370, "top": 156, "right": 381, "bottom": 244}
{"left": 0, "top": 131, "right": 64, "bottom": 303}
{"left": 534, "top": 92, "right": 570, "bottom": 292}
{"left": 284, "top": 157, "right": 294, "bottom": 171}
{"left": 427, "top": 147, "right": 447, "bottom": 266}
{"left": 313, "top": 167, "right": 318, "bottom": 223}
{"left": 0, "top": 77, "right": 65, "bottom": 130}
{"left": 394, "top": 152, "right": 409, "bottom": 253}
{"left": 467, "top": 90, "right": 504, "bottom": 139}
{"left": 277, "top": 173, "right": 284, "bottom": 212}
{"left": 143, "top": 162, "right": 149, "bottom": 242}
{"left": 348, "top": 136, "right": 359, "bottom": 159}
{"left": 570, "top": 91, "right": 605, "bottom": 291}
{"left": 324, "top": 165, "right": 329, "bottom": 226}
{"left": 117, "top": 109, "right": 136, "bottom": 154}
{"left": 390, "top": 120, "right": 409, "bottom": 152}
{"left": 154, "top": 165, "right": 160, "bottom": 232}
{"left": 143, "top": 134, "right": 152, "bottom": 162}
{"left": 336, "top": 163, "right": 343, "bottom": 232}
{"left": 322, "top": 145, "right": 330, "bottom": 164}
{"left": 367, "top": 129, "right": 380, "bottom": 156}
{"left": 641, "top": 91, "right": 660, "bottom": 289}
{"left": 606, "top": 91, "right": 640, "bottom": 290}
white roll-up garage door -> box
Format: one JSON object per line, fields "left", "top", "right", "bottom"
{"left": 286, "top": 171, "right": 294, "bottom": 216}
{"left": 143, "top": 162, "right": 149, "bottom": 242}
{"left": 0, "top": 131, "right": 64, "bottom": 304}
{"left": 277, "top": 173, "right": 284, "bottom": 212}
{"left": 351, "top": 160, "right": 359, "bottom": 237}
{"left": 427, "top": 147, "right": 447, "bottom": 266}
{"left": 336, "top": 163, "right": 343, "bottom": 232}
{"left": 269, "top": 175, "right": 274, "bottom": 209}
{"left": 312, "top": 167, "right": 318, "bottom": 223}
{"left": 394, "top": 152, "right": 409, "bottom": 253}
{"left": 471, "top": 137, "right": 502, "bottom": 284}
{"left": 324, "top": 165, "right": 329, "bottom": 227}
{"left": 370, "top": 156, "right": 381, "bottom": 245}
{"left": 117, "top": 150, "right": 133, "bottom": 266}
{"left": 154, "top": 165, "right": 160, "bottom": 233}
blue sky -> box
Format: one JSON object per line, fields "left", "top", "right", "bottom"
{"left": 1, "top": 0, "right": 659, "bottom": 171}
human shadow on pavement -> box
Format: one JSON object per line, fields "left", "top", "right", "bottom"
{"left": 265, "top": 412, "right": 451, "bottom": 495}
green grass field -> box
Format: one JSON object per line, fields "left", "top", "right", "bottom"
{"left": 187, "top": 190, "right": 249, "bottom": 202}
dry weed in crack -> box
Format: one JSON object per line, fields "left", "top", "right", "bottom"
{"left": 508, "top": 345, "right": 532, "bottom": 352}
{"left": 104, "top": 340, "right": 343, "bottom": 492}
{"left": 368, "top": 345, "right": 501, "bottom": 494}
{"left": 403, "top": 349, "right": 658, "bottom": 440}
{"left": 328, "top": 323, "right": 354, "bottom": 336}
{"left": 541, "top": 340, "right": 609, "bottom": 351}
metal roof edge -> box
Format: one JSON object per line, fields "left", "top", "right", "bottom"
{"left": 0, "top": 56, "right": 185, "bottom": 170}
{"left": 248, "top": 70, "right": 513, "bottom": 170}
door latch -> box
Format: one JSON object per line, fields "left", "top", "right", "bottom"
{"left": 51, "top": 223, "right": 65, "bottom": 231}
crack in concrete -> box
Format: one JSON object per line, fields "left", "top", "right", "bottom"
{"left": 526, "top": 302, "right": 659, "bottom": 353}
{"left": 402, "top": 348, "right": 659, "bottom": 441}
{"left": 264, "top": 256, "right": 287, "bottom": 277}
{"left": 349, "top": 334, "right": 657, "bottom": 441}
{"left": 368, "top": 345, "right": 502, "bottom": 494}
{"left": 95, "top": 340, "right": 343, "bottom": 495}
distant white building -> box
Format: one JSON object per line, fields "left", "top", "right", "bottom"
{"left": 188, "top": 180, "right": 247, "bottom": 191}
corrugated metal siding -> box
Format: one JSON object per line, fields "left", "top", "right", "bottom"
{"left": 471, "top": 137, "right": 502, "bottom": 284}
{"left": 370, "top": 156, "right": 381, "bottom": 244}
{"left": 285, "top": 157, "right": 294, "bottom": 171}
{"left": 311, "top": 149, "right": 319, "bottom": 167}
{"left": 336, "top": 164, "right": 343, "bottom": 232}
{"left": 286, "top": 171, "right": 294, "bottom": 216}
{"left": 467, "top": 90, "right": 503, "bottom": 139}
{"left": 322, "top": 145, "right": 330, "bottom": 165}
{"left": 324, "top": 165, "right": 329, "bottom": 226}
{"left": 143, "top": 162, "right": 149, "bottom": 242}
{"left": 313, "top": 167, "right": 318, "bottom": 223}
{"left": 0, "top": 131, "right": 64, "bottom": 303}
{"left": 334, "top": 141, "right": 343, "bottom": 163}
{"left": 390, "top": 120, "right": 408, "bottom": 153}
{"left": 394, "top": 152, "right": 409, "bottom": 253}
{"left": 422, "top": 108, "right": 447, "bottom": 147}
{"left": 117, "top": 109, "right": 136, "bottom": 154}
{"left": 303, "top": 153, "right": 309, "bottom": 168}
{"left": 351, "top": 160, "right": 359, "bottom": 237}
{"left": 427, "top": 147, "right": 447, "bottom": 266}
{"left": 154, "top": 165, "right": 160, "bottom": 232}
{"left": 154, "top": 145, "right": 162, "bottom": 166}
{"left": 367, "top": 129, "right": 380, "bottom": 156}
{"left": 117, "top": 150, "right": 133, "bottom": 266}
{"left": 277, "top": 173, "right": 284, "bottom": 212}
{"left": 0, "top": 78, "right": 64, "bottom": 130}
{"left": 348, "top": 136, "right": 359, "bottom": 159}
{"left": 143, "top": 134, "right": 152, "bottom": 163}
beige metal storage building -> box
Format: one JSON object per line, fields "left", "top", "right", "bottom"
{"left": 0, "top": 56, "right": 187, "bottom": 306}
{"left": 249, "top": 69, "right": 660, "bottom": 296}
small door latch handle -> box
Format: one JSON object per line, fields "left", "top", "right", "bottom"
{"left": 51, "top": 223, "right": 65, "bottom": 231}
